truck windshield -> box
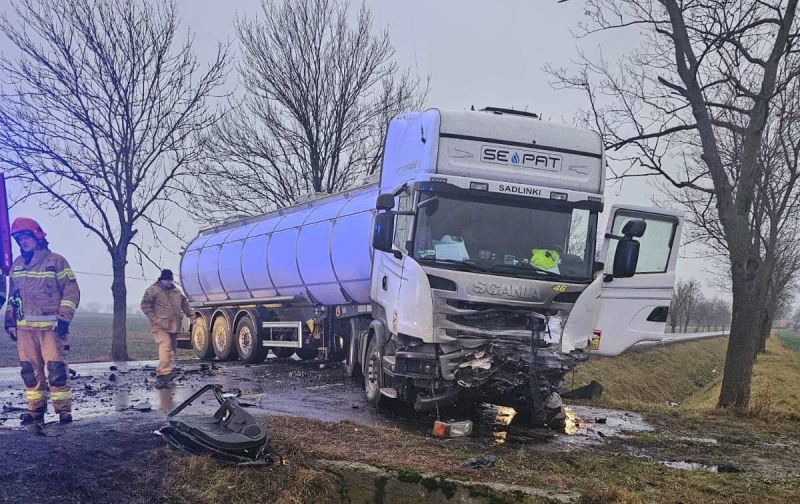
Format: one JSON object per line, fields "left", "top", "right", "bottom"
{"left": 412, "top": 192, "right": 597, "bottom": 283}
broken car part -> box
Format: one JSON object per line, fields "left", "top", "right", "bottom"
{"left": 158, "top": 384, "right": 279, "bottom": 466}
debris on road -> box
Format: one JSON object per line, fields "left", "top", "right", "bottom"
{"left": 2, "top": 404, "right": 26, "bottom": 413}
{"left": 109, "top": 366, "right": 118, "bottom": 371}
{"left": 460, "top": 454, "right": 498, "bottom": 469}
{"left": 433, "top": 419, "right": 473, "bottom": 438}
{"left": 595, "top": 417, "right": 607, "bottom": 424}
{"left": 158, "top": 384, "right": 280, "bottom": 466}
{"left": 108, "top": 373, "right": 117, "bottom": 382}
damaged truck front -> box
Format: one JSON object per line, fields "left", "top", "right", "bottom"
{"left": 180, "top": 107, "right": 684, "bottom": 426}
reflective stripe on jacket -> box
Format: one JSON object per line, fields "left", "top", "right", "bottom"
{"left": 141, "top": 282, "right": 191, "bottom": 333}
{"left": 4, "top": 249, "right": 80, "bottom": 329}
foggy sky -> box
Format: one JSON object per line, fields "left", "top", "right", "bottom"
{"left": 1, "top": 0, "right": 724, "bottom": 310}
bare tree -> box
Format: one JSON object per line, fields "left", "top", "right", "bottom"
{"left": 184, "top": 0, "right": 428, "bottom": 225}
{"left": 549, "top": 0, "right": 800, "bottom": 409}
{"left": 0, "top": 0, "right": 228, "bottom": 360}
{"left": 668, "top": 278, "right": 702, "bottom": 333}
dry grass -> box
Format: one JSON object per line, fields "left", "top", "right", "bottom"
{"left": 682, "top": 336, "right": 800, "bottom": 416}
{"left": 160, "top": 413, "right": 800, "bottom": 504}
{"left": 572, "top": 337, "right": 728, "bottom": 410}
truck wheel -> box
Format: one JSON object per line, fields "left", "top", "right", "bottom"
{"left": 191, "top": 317, "right": 214, "bottom": 360}
{"left": 236, "top": 316, "right": 267, "bottom": 364}
{"left": 364, "top": 337, "right": 385, "bottom": 408}
{"left": 346, "top": 332, "right": 361, "bottom": 378}
{"left": 212, "top": 317, "right": 238, "bottom": 361}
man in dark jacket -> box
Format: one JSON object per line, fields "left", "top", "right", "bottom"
{"left": 141, "top": 269, "right": 194, "bottom": 388}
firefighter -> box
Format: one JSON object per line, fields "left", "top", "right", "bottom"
{"left": 4, "top": 217, "right": 80, "bottom": 425}
{"left": 141, "top": 269, "right": 194, "bottom": 389}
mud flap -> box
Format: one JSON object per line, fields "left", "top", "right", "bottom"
{"left": 157, "top": 384, "right": 280, "bottom": 466}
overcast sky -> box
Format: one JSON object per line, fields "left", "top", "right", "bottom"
{"left": 1, "top": 0, "right": 723, "bottom": 310}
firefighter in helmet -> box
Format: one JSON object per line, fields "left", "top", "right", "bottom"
{"left": 4, "top": 218, "right": 80, "bottom": 425}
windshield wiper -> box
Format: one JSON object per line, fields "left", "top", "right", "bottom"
{"left": 418, "top": 258, "right": 491, "bottom": 273}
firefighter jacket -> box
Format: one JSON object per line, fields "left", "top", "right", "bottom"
{"left": 141, "top": 282, "right": 191, "bottom": 333}
{"left": 4, "top": 249, "right": 80, "bottom": 329}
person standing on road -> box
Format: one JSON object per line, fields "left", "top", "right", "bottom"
{"left": 4, "top": 218, "right": 80, "bottom": 425}
{"left": 141, "top": 269, "right": 194, "bottom": 389}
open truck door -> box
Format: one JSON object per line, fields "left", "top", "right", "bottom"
{"left": 592, "top": 204, "right": 683, "bottom": 356}
{"left": 0, "top": 173, "right": 12, "bottom": 276}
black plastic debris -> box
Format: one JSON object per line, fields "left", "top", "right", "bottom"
{"left": 108, "top": 373, "right": 117, "bottom": 382}
{"left": 460, "top": 454, "right": 498, "bottom": 469}
{"left": 595, "top": 417, "right": 607, "bottom": 424}
{"left": 562, "top": 380, "right": 604, "bottom": 400}
{"left": 158, "top": 384, "right": 279, "bottom": 466}
{"left": 110, "top": 366, "right": 118, "bottom": 371}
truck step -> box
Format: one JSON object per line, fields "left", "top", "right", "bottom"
{"left": 379, "top": 387, "right": 398, "bottom": 399}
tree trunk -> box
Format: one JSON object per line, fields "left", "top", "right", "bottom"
{"left": 757, "top": 307, "right": 773, "bottom": 355}
{"left": 717, "top": 253, "right": 766, "bottom": 410}
{"left": 111, "top": 256, "right": 129, "bottom": 361}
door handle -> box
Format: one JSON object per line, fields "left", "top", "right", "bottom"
{"left": 382, "top": 276, "right": 388, "bottom": 291}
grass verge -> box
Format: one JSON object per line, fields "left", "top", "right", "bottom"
{"left": 160, "top": 414, "right": 800, "bottom": 504}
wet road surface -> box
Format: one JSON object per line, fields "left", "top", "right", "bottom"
{"left": 0, "top": 355, "right": 653, "bottom": 450}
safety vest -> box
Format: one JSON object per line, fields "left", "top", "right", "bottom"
{"left": 530, "top": 249, "right": 560, "bottom": 271}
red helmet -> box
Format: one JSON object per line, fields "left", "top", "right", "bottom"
{"left": 11, "top": 217, "right": 46, "bottom": 240}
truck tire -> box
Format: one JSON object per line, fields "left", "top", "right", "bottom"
{"left": 212, "top": 317, "right": 238, "bottom": 361}
{"left": 346, "top": 331, "right": 361, "bottom": 378}
{"left": 236, "top": 316, "right": 267, "bottom": 364}
{"left": 191, "top": 317, "right": 215, "bottom": 360}
{"left": 364, "top": 336, "right": 385, "bottom": 408}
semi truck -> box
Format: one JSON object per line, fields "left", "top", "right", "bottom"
{"left": 179, "top": 107, "right": 684, "bottom": 425}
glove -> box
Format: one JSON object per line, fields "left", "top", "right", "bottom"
{"left": 7, "top": 327, "right": 16, "bottom": 342}
{"left": 56, "top": 320, "right": 70, "bottom": 339}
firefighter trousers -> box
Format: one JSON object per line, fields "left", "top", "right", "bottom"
{"left": 153, "top": 331, "right": 178, "bottom": 377}
{"left": 17, "top": 327, "right": 71, "bottom": 416}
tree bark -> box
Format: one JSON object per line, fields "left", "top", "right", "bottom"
{"left": 717, "top": 248, "right": 767, "bottom": 410}
{"left": 111, "top": 256, "right": 128, "bottom": 361}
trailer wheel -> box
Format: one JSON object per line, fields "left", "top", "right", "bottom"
{"left": 212, "top": 317, "right": 238, "bottom": 361}
{"left": 236, "top": 316, "right": 266, "bottom": 364}
{"left": 364, "top": 337, "right": 385, "bottom": 408}
{"left": 191, "top": 317, "right": 215, "bottom": 360}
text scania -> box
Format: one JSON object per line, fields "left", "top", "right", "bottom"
{"left": 481, "top": 146, "right": 562, "bottom": 171}
{"left": 472, "top": 281, "right": 540, "bottom": 299}
{"left": 498, "top": 184, "right": 542, "bottom": 196}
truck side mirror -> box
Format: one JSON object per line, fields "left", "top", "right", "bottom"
{"left": 376, "top": 194, "right": 395, "bottom": 211}
{"left": 373, "top": 213, "right": 397, "bottom": 256}
{"left": 621, "top": 219, "right": 646, "bottom": 238}
{"left": 613, "top": 237, "right": 639, "bottom": 278}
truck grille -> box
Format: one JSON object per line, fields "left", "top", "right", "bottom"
{"left": 438, "top": 299, "right": 535, "bottom": 341}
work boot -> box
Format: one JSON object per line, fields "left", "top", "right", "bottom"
{"left": 20, "top": 412, "right": 44, "bottom": 426}
{"left": 59, "top": 413, "right": 73, "bottom": 424}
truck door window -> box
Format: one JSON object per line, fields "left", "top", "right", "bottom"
{"left": 605, "top": 213, "right": 677, "bottom": 274}
{"left": 393, "top": 194, "right": 413, "bottom": 251}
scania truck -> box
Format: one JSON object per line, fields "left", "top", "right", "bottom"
{"left": 179, "top": 107, "right": 683, "bottom": 424}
